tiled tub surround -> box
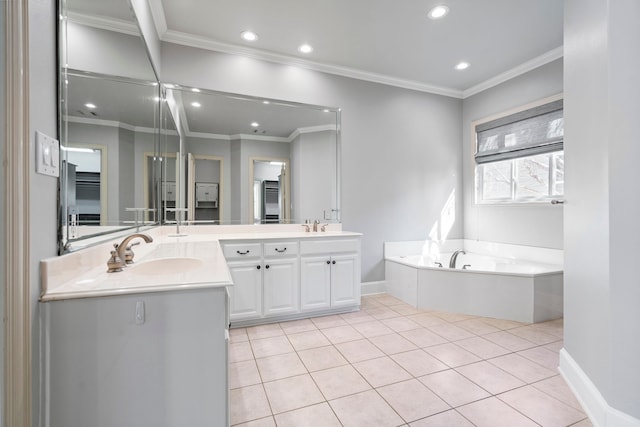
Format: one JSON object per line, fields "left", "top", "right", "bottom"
{"left": 384, "top": 240, "right": 564, "bottom": 323}
{"left": 229, "top": 294, "right": 591, "bottom": 427}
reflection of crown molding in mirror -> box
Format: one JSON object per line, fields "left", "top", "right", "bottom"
{"left": 66, "top": 11, "right": 140, "bottom": 36}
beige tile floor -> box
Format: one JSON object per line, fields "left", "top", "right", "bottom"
{"left": 228, "top": 294, "right": 593, "bottom": 427}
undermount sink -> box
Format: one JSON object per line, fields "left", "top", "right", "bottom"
{"left": 129, "top": 257, "right": 204, "bottom": 276}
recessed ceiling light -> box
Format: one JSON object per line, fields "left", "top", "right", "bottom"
{"left": 191, "top": 88, "right": 201, "bottom": 93}
{"left": 241, "top": 31, "right": 259, "bottom": 42}
{"left": 323, "top": 109, "right": 330, "bottom": 113}
{"left": 428, "top": 5, "right": 449, "bottom": 19}
{"left": 251, "top": 122, "right": 260, "bottom": 127}
{"left": 263, "top": 100, "right": 270, "bottom": 104}
{"left": 191, "top": 102, "right": 201, "bottom": 108}
{"left": 298, "top": 44, "right": 313, "bottom": 54}
{"left": 85, "top": 103, "right": 96, "bottom": 109}
{"left": 455, "top": 61, "right": 470, "bottom": 70}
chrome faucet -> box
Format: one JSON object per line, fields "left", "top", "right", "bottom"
{"left": 448, "top": 250, "right": 466, "bottom": 268}
{"left": 107, "top": 233, "right": 153, "bottom": 273}
{"left": 313, "top": 220, "right": 319, "bottom": 232}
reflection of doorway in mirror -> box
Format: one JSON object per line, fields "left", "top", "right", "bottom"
{"left": 145, "top": 152, "right": 178, "bottom": 222}
{"left": 187, "top": 154, "right": 224, "bottom": 223}
{"left": 64, "top": 144, "right": 107, "bottom": 226}
{"left": 250, "top": 157, "right": 290, "bottom": 224}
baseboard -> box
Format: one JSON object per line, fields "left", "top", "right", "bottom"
{"left": 559, "top": 349, "right": 640, "bottom": 427}
{"left": 361, "top": 280, "right": 387, "bottom": 295}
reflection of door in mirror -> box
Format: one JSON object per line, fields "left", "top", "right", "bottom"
{"left": 62, "top": 145, "right": 107, "bottom": 235}
{"left": 187, "top": 154, "right": 224, "bottom": 223}
{"left": 250, "top": 158, "right": 290, "bottom": 224}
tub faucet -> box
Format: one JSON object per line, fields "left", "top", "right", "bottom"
{"left": 107, "top": 233, "right": 153, "bottom": 273}
{"left": 449, "top": 250, "right": 466, "bottom": 268}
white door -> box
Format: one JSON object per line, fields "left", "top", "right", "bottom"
{"left": 227, "top": 261, "right": 263, "bottom": 321}
{"left": 300, "top": 256, "right": 331, "bottom": 311}
{"left": 263, "top": 258, "right": 299, "bottom": 316}
{"left": 330, "top": 254, "right": 360, "bottom": 307}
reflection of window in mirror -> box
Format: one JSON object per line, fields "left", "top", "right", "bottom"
{"left": 250, "top": 158, "right": 290, "bottom": 224}
{"left": 63, "top": 145, "right": 106, "bottom": 228}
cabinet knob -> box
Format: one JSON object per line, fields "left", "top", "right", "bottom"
{"left": 256, "top": 265, "right": 261, "bottom": 270}
{"left": 265, "top": 265, "right": 270, "bottom": 269}
{"left": 332, "top": 260, "right": 336, "bottom": 265}
{"left": 326, "top": 260, "right": 331, "bottom": 265}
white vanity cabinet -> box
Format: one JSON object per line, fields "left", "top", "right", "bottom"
{"left": 44, "top": 287, "right": 229, "bottom": 427}
{"left": 223, "top": 242, "right": 263, "bottom": 321}
{"left": 263, "top": 242, "right": 299, "bottom": 317}
{"left": 222, "top": 235, "right": 360, "bottom": 326}
{"left": 224, "top": 241, "right": 299, "bottom": 321}
{"left": 300, "top": 239, "right": 361, "bottom": 311}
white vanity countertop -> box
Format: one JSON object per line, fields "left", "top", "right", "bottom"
{"left": 40, "top": 225, "right": 362, "bottom": 302}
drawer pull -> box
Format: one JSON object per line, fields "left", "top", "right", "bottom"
{"left": 265, "top": 265, "right": 270, "bottom": 269}
{"left": 275, "top": 247, "right": 287, "bottom": 253}
{"left": 256, "top": 265, "right": 261, "bottom": 270}
{"left": 237, "top": 250, "right": 250, "bottom": 255}
{"left": 326, "top": 260, "right": 331, "bottom": 265}
{"left": 332, "top": 260, "right": 336, "bottom": 265}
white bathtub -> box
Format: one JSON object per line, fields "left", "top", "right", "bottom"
{"left": 384, "top": 241, "right": 563, "bottom": 323}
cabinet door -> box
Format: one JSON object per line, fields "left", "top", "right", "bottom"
{"left": 228, "top": 261, "right": 263, "bottom": 321}
{"left": 300, "top": 256, "right": 331, "bottom": 311}
{"left": 263, "top": 258, "right": 299, "bottom": 317}
{"left": 330, "top": 253, "right": 360, "bottom": 307}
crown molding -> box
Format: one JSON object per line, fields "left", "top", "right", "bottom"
{"left": 463, "top": 46, "right": 564, "bottom": 98}
{"left": 161, "top": 29, "right": 465, "bottom": 99}
{"left": 66, "top": 11, "right": 140, "bottom": 37}
{"left": 146, "top": 0, "right": 168, "bottom": 40}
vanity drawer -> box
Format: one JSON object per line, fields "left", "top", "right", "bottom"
{"left": 263, "top": 242, "right": 299, "bottom": 257}
{"left": 300, "top": 239, "right": 359, "bottom": 255}
{"left": 222, "top": 242, "right": 262, "bottom": 260}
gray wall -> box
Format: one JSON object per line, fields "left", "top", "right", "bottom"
{"left": 1, "top": 2, "right": 5, "bottom": 419}
{"left": 29, "top": 0, "right": 59, "bottom": 423}
{"left": 462, "top": 59, "right": 564, "bottom": 249}
{"left": 564, "top": 0, "right": 640, "bottom": 420}
{"left": 161, "top": 43, "right": 463, "bottom": 282}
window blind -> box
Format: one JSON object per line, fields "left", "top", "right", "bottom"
{"left": 475, "top": 99, "right": 563, "bottom": 164}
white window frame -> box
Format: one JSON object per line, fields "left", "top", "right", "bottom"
{"left": 471, "top": 93, "right": 564, "bottom": 205}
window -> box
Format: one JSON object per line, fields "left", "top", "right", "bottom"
{"left": 474, "top": 98, "right": 564, "bottom": 204}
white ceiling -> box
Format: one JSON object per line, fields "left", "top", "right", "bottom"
{"left": 153, "top": 0, "right": 564, "bottom": 98}
{"left": 64, "top": 0, "right": 564, "bottom": 135}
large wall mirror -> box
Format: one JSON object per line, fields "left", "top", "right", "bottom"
{"left": 58, "top": 0, "right": 161, "bottom": 252}
{"left": 162, "top": 86, "right": 341, "bottom": 225}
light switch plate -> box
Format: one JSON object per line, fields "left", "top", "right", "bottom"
{"left": 36, "top": 131, "right": 60, "bottom": 177}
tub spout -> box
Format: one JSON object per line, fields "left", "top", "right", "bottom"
{"left": 449, "top": 250, "right": 466, "bottom": 268}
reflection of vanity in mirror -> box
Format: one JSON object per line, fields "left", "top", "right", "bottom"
{"left": 163, "top": 86, "right": 341, "bottom": 226}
